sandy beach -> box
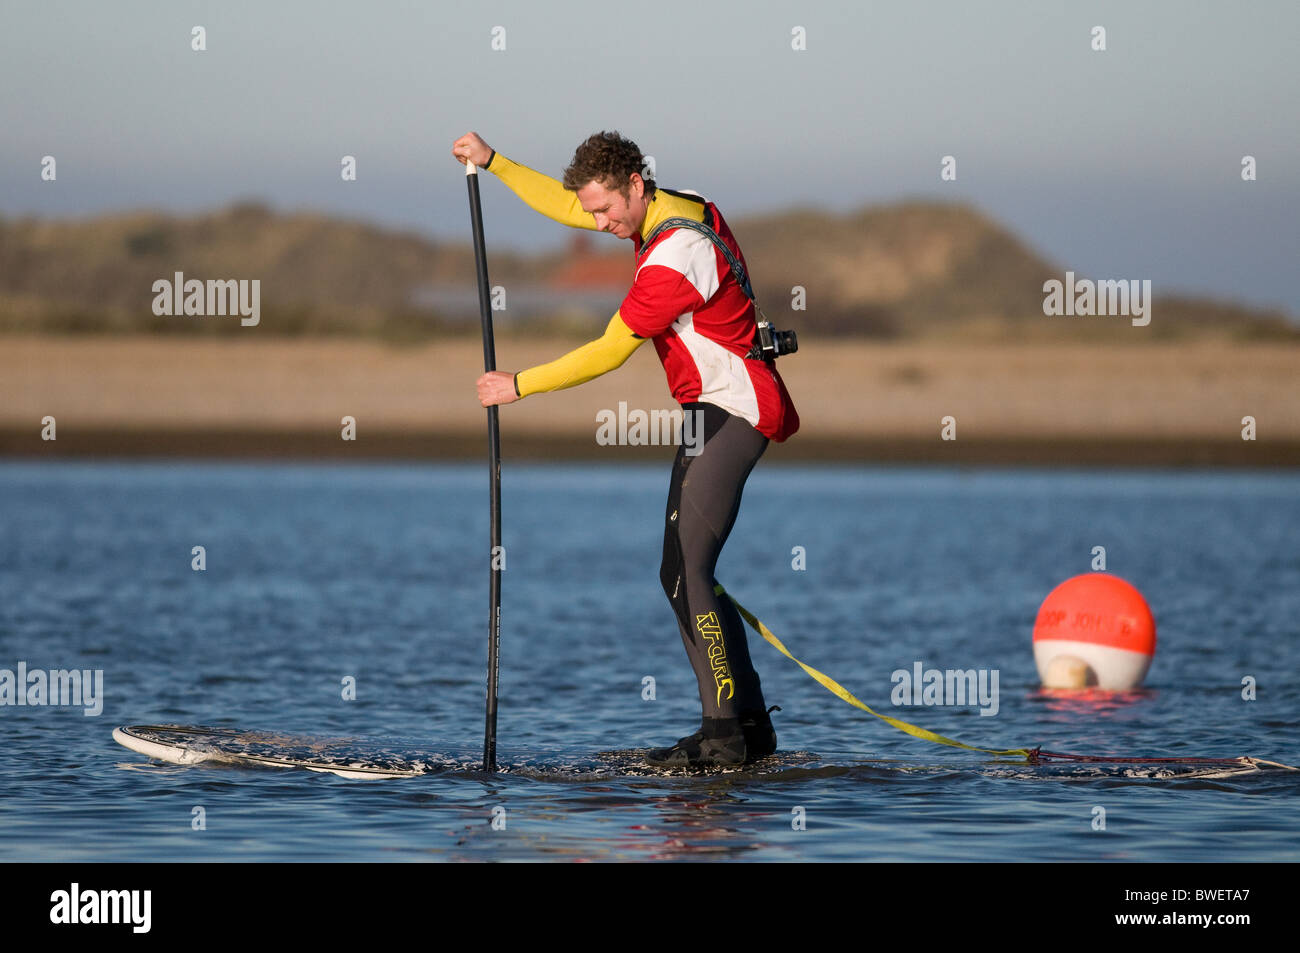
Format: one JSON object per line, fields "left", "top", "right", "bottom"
{"left": 3, "top": 335, "right": 1298, "bottom": 464}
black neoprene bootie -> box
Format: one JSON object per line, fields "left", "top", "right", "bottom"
{"left": 644, "top": 707, "right": 780, "bottom": 768}
{"left": 738, "top": 705, "right": 779, "bottom": 761}
{"left": 644, "top": 717, "right": 746, "bottom": 768}
{"left": 644, "top": 726, "right": 705, "bottom": 762}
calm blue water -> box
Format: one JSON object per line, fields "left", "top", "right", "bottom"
{"left": 1, "top": 461, "right": 1297, "bottom": 862}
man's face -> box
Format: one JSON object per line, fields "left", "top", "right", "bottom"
{"left": 578, "top": 174, "right": 649, "bottom": 240}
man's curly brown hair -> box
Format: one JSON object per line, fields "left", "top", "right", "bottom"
{"left": 562, "top": 131, "right": 657, "bottom": 200}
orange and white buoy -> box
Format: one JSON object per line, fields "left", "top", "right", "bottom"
{"left": 1032, "top": 574, "right": 1156, "bottom": 690}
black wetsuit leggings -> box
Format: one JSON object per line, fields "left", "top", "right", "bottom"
{"left": 660, "top": 401, "right": 769, "bottom": 721}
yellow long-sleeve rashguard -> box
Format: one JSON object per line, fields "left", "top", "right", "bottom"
{"left": 514, "top": 311, "right": 645, "bottom": 397}
{"left": 485, "top": 150, "right": 648, "bottom": 398}
{"left": 485, "top": 151, "right": 605, "bottom": 232}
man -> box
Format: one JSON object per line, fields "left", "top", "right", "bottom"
{"left": 451, "top": 130, "right": 798, "bottom": 767}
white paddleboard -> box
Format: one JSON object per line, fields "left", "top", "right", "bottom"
{"left": 115, "top": 725, "right": 1294, "bottom": 781}
{"left": 113, "top": 724, "right": 467, "bottom": 779}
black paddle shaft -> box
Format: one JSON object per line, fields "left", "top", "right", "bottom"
{"left": 465, "top": 162, "right": 502, "bottom": 772}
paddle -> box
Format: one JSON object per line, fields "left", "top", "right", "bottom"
{"left": 465, "top": 159, "right": 502, "bottom": 772}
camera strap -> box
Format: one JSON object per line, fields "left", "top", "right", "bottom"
{"left": 638, "top": 216, "right": 772, "bottom": 359}
{"left": 638, "top": 216, "right": 756, "bottom": 302}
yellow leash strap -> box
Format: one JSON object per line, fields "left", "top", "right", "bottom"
{"left": 714, "top": 584, "right": 1033, "bottom": 760}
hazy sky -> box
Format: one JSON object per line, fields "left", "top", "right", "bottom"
{"left": 2, "top": 0, "right": 1296, "bottom": 315}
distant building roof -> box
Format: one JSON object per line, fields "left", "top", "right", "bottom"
{"left": 548, "top": 232, "right": 633, "bottom": 290}
{"left": 412, "top": 233, "right": 633, "bottom": 322}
